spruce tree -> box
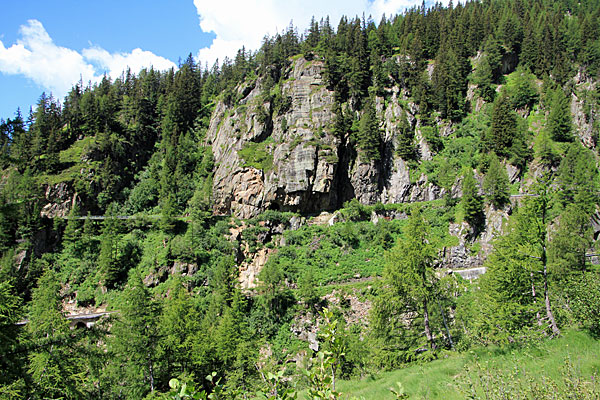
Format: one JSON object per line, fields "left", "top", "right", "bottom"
{"left": 483, "top": 153, "right": 510, "bottom": 209}
{"left": 547, "top": 88, "right": 573, "bottom": 142}
{"left": 98, "top": 206, "right": 121, "bottom": 288}
{"left": 383, "top": 208, "right": 438, "bottom": 350}
{"left": 356, "top": 97, "right": 381, "bottom": 161}
{"left": 461, "top": 168, "right": 484, "bottom": 229}
{"left": 395, "top": 112, "right": 416, "bottom": 161}
{"left": 107, "top": 271, "right": 161, "bottom": 398}
{"left": 432, "top": 45, "right": 467, "bottom": 120}
{"left": 557, "top": 143, "right": 599, "bottom": 214}
{"left": 28, "top": 270, "right": 85, "bottom": 399}
{"left": 0, "top": 280, "right": 24, "bottom": 393}
{"left": 473, "top": 55, "right": 495, "bottom": 103}
{"left": 488, "top": 92, "right": 518, "bottom": 157}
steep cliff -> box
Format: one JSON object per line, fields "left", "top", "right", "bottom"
{"left": 207, "top": 56, "right": 445, "bottom": 219}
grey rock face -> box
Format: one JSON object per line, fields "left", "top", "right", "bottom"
{"left": 207, "top": 57, "right": 454, "bottom": 219}
{"left": 571, "top": 70, "right": 598, "bottom": 148}
{"left": 445, "top": 204, "right": 510, "bottom": 270}
{"left": 207, "top": 57, "right": 343, "bottom": 218}
{"left": 41, "top": 182, "right": 78, "bottom": 218}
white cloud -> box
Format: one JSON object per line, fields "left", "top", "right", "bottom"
{"left": 0, "top": 20, "right": 97, "bottom": 97}
{"left": 0, "top": 19, "right": 176, "bottom": 100}
{"left": 193, "top": 0, "right": 436, "bottom": 65}
{"left": 83, "top": 47, "right": 176, "bottom": 79}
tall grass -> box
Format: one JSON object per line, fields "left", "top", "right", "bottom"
{"left": 335, "top": 329, "right": 600, "bottom": 399}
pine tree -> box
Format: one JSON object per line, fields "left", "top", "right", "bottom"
{"left": 483, "top": 153, "right": 510, "bottom": 209}
{"left": 27, "top": 269, "right": 85, "bottom": 399}
{"left": 98, "top": 205, "right": 121, "bottom": 288}
{"left": 461, "top": 168, "right": 484, "bottom": 229}
{"left": 549, "top": 204, "right": 592, "bottom": 279}
{"left": 487, "top": 92, "right": 518, "bottom": 157}
{"left": 356, "top": 97, "right": 381, "bottom": 161}
{"left": 106, "top": 271, "right": 161, "bottom": 398}
{"left": 395, "top": 111, "right": 416, "bottom": 161}
{"left": 557, "top": 143, "right": 599, "bottom": 214}
{"left": 547, "top": 88, "right": 573, "bottom": 142}
{"left": 0, "top": 280, "right": 24, "bottom": 394}
{"left": 383, "top": 208, "right": 438, "bottom": 350}
{"left": 473, "top": 55, "right": 496, "bottom": 103}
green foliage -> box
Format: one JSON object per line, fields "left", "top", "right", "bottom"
{"left": 267, "top": 219, "right": 400, "bottom": 286}
{"left": 486, "top": 92, "right": 518, "bottom": 158}
{"left": 389, "top": 382, "right": 409, "bottom": 400}
{"left": 298, "top": 269, "right": 320, "bottom": 309}
{"left": 472, "top": 55, "right": 496, "bottom": 103}
{"left": 98, "top": 205, "right": 123, "bottom": 288}
{"left": 556, "top": 143, "right": 599, "bottom": 214}
{"left": 303, "top": 308, "right": 345, "bottom": 400}
{"left": 470, "top": 187, "right": 561, "bottom": 344}
{"left": 460, "top": 169, "right": 484, "bottom": 229}
{"left": 238, "top": 137, "right": 274, "bottom": 171}
{"left": 507, "top": 67, "right": 539, "bottom": 110}
{"left": 106, "top": 270, "right": 161, "bottom": 398}
{"left": 549, "top": 204, "right": 593, "bottom": 279}
{"left": 547, "top": 88, "right": 573, "bottom": 142}
{"left": 356, "top": 97, "right": 382, "bottom": 161}
{"left": 374, "top": 208, "right": 439, "bottom": 355}
{"left": 337, "top": 329, "right": 600, "bottom": 399}
{"left": 0, "top": 280, "right": 24, "bottom": 393}
{"left": 2, "top": 2, "right": 600, "bottom": 398}
{"left": 422, "top": 113, "right": 485, "bottom": 191}
{"left": 534, "top": 129, "right": 559, "bottom": 166}
{"left": 395, "top": 112, "right": 417, "bottom": 161}
{"left": 257, "top": 261, "right": 296, "bottom": 336}
{"left": 27, "top": 269, "right": 86, "bottom": 399}
{"left": 432, "top": 45, "right": 468, "bottom": 121}
{"left": 570, "top": 272, "right": 600, "bottom": 336}
{"left": 461, "top": 357, "right": 600, "bottom": 400}
{"left": 482, "top": 153, "right": 510, "bottom": 209}
{"left": 340, "top": 198, "right": 371, "bottom": 222}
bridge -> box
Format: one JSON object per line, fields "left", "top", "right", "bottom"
{"left": 17, "top": 311, "right": 115, "bottom": 329}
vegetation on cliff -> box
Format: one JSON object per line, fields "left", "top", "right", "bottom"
{"left": 1, "top": 0, "right": 600, "bottom": 398}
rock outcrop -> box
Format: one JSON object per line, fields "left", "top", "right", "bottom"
{"left": 207, "top": 56, "right": 446, "bottom": 219}
{"left": 571, "top": 69, "right": 599, "bottom": 149}
{"left": 41, "top": 182, "right": 78, "bottom": 218}
{"left": 444, "top": 204, "right": 510, "bottom": 270}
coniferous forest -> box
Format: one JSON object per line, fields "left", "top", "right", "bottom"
{"left": 1, "top": 0, "right": 600, "bottom": 398}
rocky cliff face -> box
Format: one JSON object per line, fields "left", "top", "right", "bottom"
{"left": 207, "top": 56, "right": 445, "bottom": 219}
{"left": 207, "top": 57, "right": 342, "bottom": 219}
{"left": 571, "top": 69, "right": 599, "bottom": 149}
{"left": 40, "top": 182, "right": 78, "bottom": 218}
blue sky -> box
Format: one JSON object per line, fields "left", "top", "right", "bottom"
{"left": 0, "top": 0, "right": 440, "bottom": 120}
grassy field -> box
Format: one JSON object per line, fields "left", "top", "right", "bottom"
{"left": 334, "top": 329, "right": 600, "bottom": 399}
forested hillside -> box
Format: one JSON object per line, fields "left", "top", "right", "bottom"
{"left": 1, "top": 0, "right": 600, "bottom": 398}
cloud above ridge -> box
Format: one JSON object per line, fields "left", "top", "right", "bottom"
{"left": 193, "top": 0, "right": 441, "bottom": 65}
{"left": 0, "top": 19, "right": 176, "bottom": 100}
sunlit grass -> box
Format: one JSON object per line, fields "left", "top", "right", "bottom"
{"left": 334, "top": 329, "right": 600, "bottom": 399}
